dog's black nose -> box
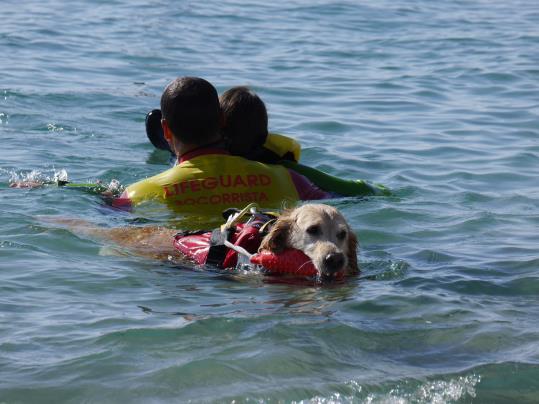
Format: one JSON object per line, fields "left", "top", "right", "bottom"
{"left": 324, "top": 252, "right": 345, "bottom": 273}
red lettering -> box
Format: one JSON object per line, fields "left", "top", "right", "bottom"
{"left": 164, "top": 186, "right": 173, "bottom": 197}
{"left": 259, "top": 175, "right": 271, "bottom": 186}
{"left": 189, "top": 180, "right": 201, "bottom": 192}
{"left": 233, "top": 175, "right": 246, "bottom": 187}
{"left": 202, "top": 177, "right": 218, "bottom": 190}
{"left": 172, "top": 190, "right": 273, "bottom": 207}
{"left": 220, "top": 175, "right": 232, "bottom": 187}
{"left": 247, "top": 175, "right": 258, "bottom": 187}
{"left": 180, "top": 181, "right": 189, "bottom": 194}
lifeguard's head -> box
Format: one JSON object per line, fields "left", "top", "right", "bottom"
{"left": 160, "top": 77, "right": 221, "bottom": 148}
{"left": 219, "top": 86, "right": 268, "bottom": 157}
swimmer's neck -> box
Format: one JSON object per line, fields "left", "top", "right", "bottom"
{"left": 169, "top": 134, "right": 224, "bottom": 159}
{"left": 162, "top": 120, "right": 222, "bottom": 158}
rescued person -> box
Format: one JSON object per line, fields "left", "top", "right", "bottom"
{"left": 219, "top": 86, "right": 389, "bottom": 197}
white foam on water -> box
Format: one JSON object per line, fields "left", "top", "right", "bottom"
{"left": 53, "top": 168, "right": 69, "bottom": 182}
{"left": 47, "top": 122, "right": 64, "bottom": 132}
{"left": 292, "top": 374, "right": 481, "bottom": 404}
{"left": 366, "top": 375, "right": 481, "bottom": 404}
{"left": 6, "top": 167, "right": 70, "bottom": 185}
{"left": 106, "top": 178, "right": 122, "bottom": 193}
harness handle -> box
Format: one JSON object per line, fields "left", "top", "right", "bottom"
{"left": 221, "top": 203, "right": 259, "bottom": 232}
{"left": 223, "top": 239, "right": 254, "bottom": 260}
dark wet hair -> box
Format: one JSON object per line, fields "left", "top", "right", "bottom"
{"left": 220, "top": 86, "right": 268, "bottom": 156}
{"left": 160, "top": 77, "right": 220, "bottom": 145}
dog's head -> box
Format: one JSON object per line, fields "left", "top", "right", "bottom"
{"left": 260, "top": 204, "right": 358, "bottom": 278}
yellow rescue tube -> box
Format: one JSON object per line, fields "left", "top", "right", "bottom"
{"left": 264, "top": 133, "right": 301, "bottom": 162}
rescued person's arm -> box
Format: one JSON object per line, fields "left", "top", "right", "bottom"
{"left": 287, "top": 169, "right": 334, "bottom": 200}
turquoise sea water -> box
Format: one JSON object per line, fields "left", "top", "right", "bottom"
{"left": 1, "top": 0, "right": 539, "bottom": 402}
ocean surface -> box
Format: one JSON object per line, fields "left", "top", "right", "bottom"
{"left": 1, "top": 0, "right": 539, "bottom": 402}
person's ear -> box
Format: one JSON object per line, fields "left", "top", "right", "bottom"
{"left": 161, "top": 119, "right": 177, "bottom": 154}
{"left": 162, "top": 119, "right": 173, "bottom": 142}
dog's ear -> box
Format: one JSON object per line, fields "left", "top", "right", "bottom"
{"left": 259, "top": 214, "right": 292, "bottom": 253}
{"left": 346, "top": 230, "right": 359, "bottom": 274}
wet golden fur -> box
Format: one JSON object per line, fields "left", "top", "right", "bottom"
{"left": 47, "top": 204, "right": 358, "bottom": 275}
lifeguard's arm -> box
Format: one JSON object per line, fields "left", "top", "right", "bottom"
{"left": 110, "top": 190, "right": 132, "bottom": 209}
{"left": 9, "top": 181, "right": 45, "bottom": 189}
{"left": 281, "top": 160, "right": 390, "bottom": 197}
{"left": 10, "top": 179, "right": 114, "bottom": 194}
{"left": 110, "top": 175, "right": 166, "bottom": 210}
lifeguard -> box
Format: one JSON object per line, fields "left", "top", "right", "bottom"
{"left": 114, "top": 77, "right": 331, "bottom": 214}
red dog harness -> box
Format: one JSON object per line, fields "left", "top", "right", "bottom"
{"left": 172, "top": 206, "right": 319, "bottom": 278}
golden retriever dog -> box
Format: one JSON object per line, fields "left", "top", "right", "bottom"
{"left": 46, "top": 204, "right": 358, "bottom": 278}
{"left": 260, "top": 204, "right": 358, "bottom": 277}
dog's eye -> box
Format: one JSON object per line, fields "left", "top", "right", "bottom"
{"left": 306, "top": 225, "right": 321, "bottom": 236}
{"left": 336, "top": 230, "right": 347, "bottom": 240}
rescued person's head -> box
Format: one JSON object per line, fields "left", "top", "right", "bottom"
{"left": 219, "top": 86, "right": 268, "bottom": 156}
{"left": 160, "top": 77, "right": 220, "bottom": 145}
